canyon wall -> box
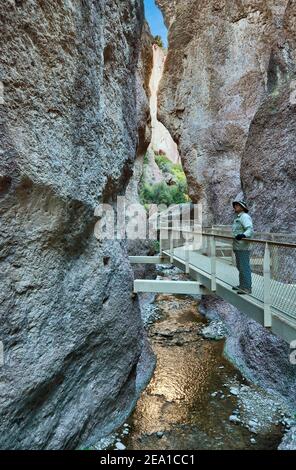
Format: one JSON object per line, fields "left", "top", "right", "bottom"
{"left": 241, "top": 0, "right": 296, "bottom": 232}
{"left": 156, "top": 0, "right": 295, "bottom": 224}
{"left": 156, "top": 0, "right": 296, "bottom": 418}
{"left": 0, "top": 0, "right": 153, "bottom": 449}
{"left": 149, "top": 45, "right": 180, "bottom": 165}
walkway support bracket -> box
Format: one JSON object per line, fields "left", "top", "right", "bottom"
{"left": 134, "top": 279, "right": 203, "bottom": 295}
{"left": 129, "top": 256, "right": 168, "bottom": 265}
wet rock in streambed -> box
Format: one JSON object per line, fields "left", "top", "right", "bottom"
{"left": 115, "top": 442, "right": 126, "bottom": 450}
{"left": 156, "top": 265, "right": 184, "bottom": 277}
{"left": 229, "top": 387, "right": 240, "bottom": 396}
{"left": 157, "top": 330, "right": 175, "bottom": 338}
{"left": 278, "top": 426, "right": 296, "bottom": 450}
{"left": 201, "top": 320, "right": 227, "bottom": 340}
{"left": 280, "top": 416, "right": 296, "bottom": 429}
{"left": 224, "top": 378, "right": 290, "bottom": 437}
{"left": 229, "top": 415, "right": 241, "bottom": 425}
{"left": 113, "top": 268, "right": 288, "bottom": 450}
{"left": 140, "top": 301, "right": 163, "bottom": 327}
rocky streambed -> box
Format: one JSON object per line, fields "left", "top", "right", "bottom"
{"left": 93, "top": 265, "right": 295, "bottom": 451}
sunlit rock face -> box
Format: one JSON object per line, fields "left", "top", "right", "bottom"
{"left": 149, "top": 45, "right": 180, "bottom": 165}
{"left": 156, "top": 0, "right": 295, "bottom": 224}
{"left": 125, "top": 20, "right": 154, "bottom": 204}
{"left": 0, "top": 0, "right": 154, "bottom": 449}
{"left": 156, "top": 0, "right": 178, "bottom": 28}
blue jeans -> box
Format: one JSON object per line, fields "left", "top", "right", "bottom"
{"left": 234, "top": 250, "right": 252, "bottom": 290}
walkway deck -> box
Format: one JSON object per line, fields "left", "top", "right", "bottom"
{"left": 130, "top": 229, "right": 296, "bottom": 344}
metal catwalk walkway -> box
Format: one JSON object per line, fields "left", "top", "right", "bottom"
{"left": 130, "top": 227, "right": 296, "bottom": 344}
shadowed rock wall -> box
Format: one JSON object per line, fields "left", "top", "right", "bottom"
{"left": 0, "top": 0, "right": 154, "bottom": 449}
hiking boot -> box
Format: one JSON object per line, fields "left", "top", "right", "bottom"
{"left": 237, "top": 288, "right": 252, "bottom": 295}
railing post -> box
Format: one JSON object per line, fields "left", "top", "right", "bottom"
{"left": 159, "top": 227, "right": 163, "bottom": 257}
{"left": 185, "top": 243, "right": 190, "bottom": 274}
{"left": 263, "top": 242, "right": 272, "bottom": 327}
{"left": 170, "top": 229, "right": 174, "bottom": 263}
{"left": 210, "top": 236, "right": 216, "bottom": 292}
{"left": 271, "top": 234, "right": 279, "bottom": 278}
{"left": 206, "top": 236, "right": 211, "bottom": 257}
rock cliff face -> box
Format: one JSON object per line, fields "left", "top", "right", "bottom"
{"left": 125, "top": 21, "right": 153, "bottom": 204}
{"left": 241, "top": 85, "right": 296, "bottom": 233}
{"left": 156, "top": 0, "right": 295, "bottom": 224}
{"left": 241, "top": 0, "right": 296, "bottom": 232}
{"left": 0, "top": 0, "right": 153, "bottom": 449}
{"left": 149, "top": 45, "right": 180, "bottom": 165}
{"left": 156, "top": 0, "right": 296, "bottom": 431}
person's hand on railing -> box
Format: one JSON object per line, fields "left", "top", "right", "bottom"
{"left": 235, "top": 234, "right": 247, "bottom": 241}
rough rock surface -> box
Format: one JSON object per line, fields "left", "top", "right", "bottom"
{"left": 278, "top": 426, "right": 296, "bottom": 450}
{"left": 156, "top": 0, "right": 177, "bottom": 28}
{"left": 240, "top": 0, "right": 296, "bottom": 232}
{"left": 156, "top": 0, "right": 295, "bottom": 223}
{"left": 125, "top": 20, "right": 153, "bottom": 203}
{"left": 0, "top": 0, "right": 153, "bottom": 450}
{"left": 157, "top": 0, "right": 296, "bottom": 431}
{"left": 241, "top": 85, "right": 296, "bottom": 233}
{"left": 149, "top": 45, "right": 180, "bottom": 165}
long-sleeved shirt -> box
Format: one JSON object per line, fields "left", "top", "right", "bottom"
{"left": 232, "top": 212, "right": 254, "bottom": 250}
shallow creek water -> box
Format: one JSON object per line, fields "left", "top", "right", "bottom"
{"left": 120, "top": 272, "right": 285, "bottom": 450}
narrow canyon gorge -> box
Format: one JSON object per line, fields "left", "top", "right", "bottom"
{"left": 0, "top": 0, "right": 296, "bottom": 451}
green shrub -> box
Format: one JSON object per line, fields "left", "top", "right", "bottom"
{"left": 155, "top": 154, "right": 173, "bottom": 173}
{"left": 140, "top": 152, "right": 190, "bottom": 206}
{"left": 153, "top": 35, "right": 164, "bottom": 48}
{"left": 140, "top": 181, "right": 189, "bottom": 206}
{"left": 171, "top": 164, "right": 187, "bottom": 184}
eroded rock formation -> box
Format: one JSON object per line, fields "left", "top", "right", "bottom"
{"left": 149, "top": 44, "right": 180, "bottom": 165}
{"left": 0, "top": 0, "right": 154, "bottom": 449}
{"left": 241, "top": 0, "right": 296, "bottom": 232}
{"left": 156, "top": 0, "right": 295, "bottom": 224}
{"left": 241, "top": 86, "right": 296, "bottom": 233}
{"left": 156, "top": 0, "right": 296, "bottom": 442}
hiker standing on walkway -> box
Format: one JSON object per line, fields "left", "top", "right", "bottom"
{"left": 232, "top": 200, "right": 254, "bottom": 295}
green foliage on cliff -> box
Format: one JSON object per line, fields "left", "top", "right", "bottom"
{"left": 140, "top": 181, "right": 188, "bottom": 206}
{"left": 154, "top": 154, "right": 172, "bottom": 172}
{"left": 155, "top": 154, "right": 187, "bottom": 186}
{"left": 140, "top": 151, "right": 190, "bottom": 207}
{"left": 153, "top": 35, "right": 164, "bottom": 48}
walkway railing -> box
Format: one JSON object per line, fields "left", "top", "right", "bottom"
{"left": 159, "top": 225, "right": 296, "bottom": 327}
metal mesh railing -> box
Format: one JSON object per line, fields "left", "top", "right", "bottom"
{"left": 269, "top": 244, "right": 296, "bottom": 319}
{"left": 159, "top": 226, "right": 296, "bottom": 322}
{"left": 211, "top": 236, "right": 296, "bottom": 320}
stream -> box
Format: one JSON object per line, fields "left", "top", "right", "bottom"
{"left": 96, "top": 266, "right": 290, "bottom": 451}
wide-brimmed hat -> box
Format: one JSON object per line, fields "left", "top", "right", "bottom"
{"left": 232, "top": 200, "right": 249, "bottom": 213}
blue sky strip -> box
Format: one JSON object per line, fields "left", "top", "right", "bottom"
{"left": 144, "top": 0, "right": 168, "bottom": 48}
